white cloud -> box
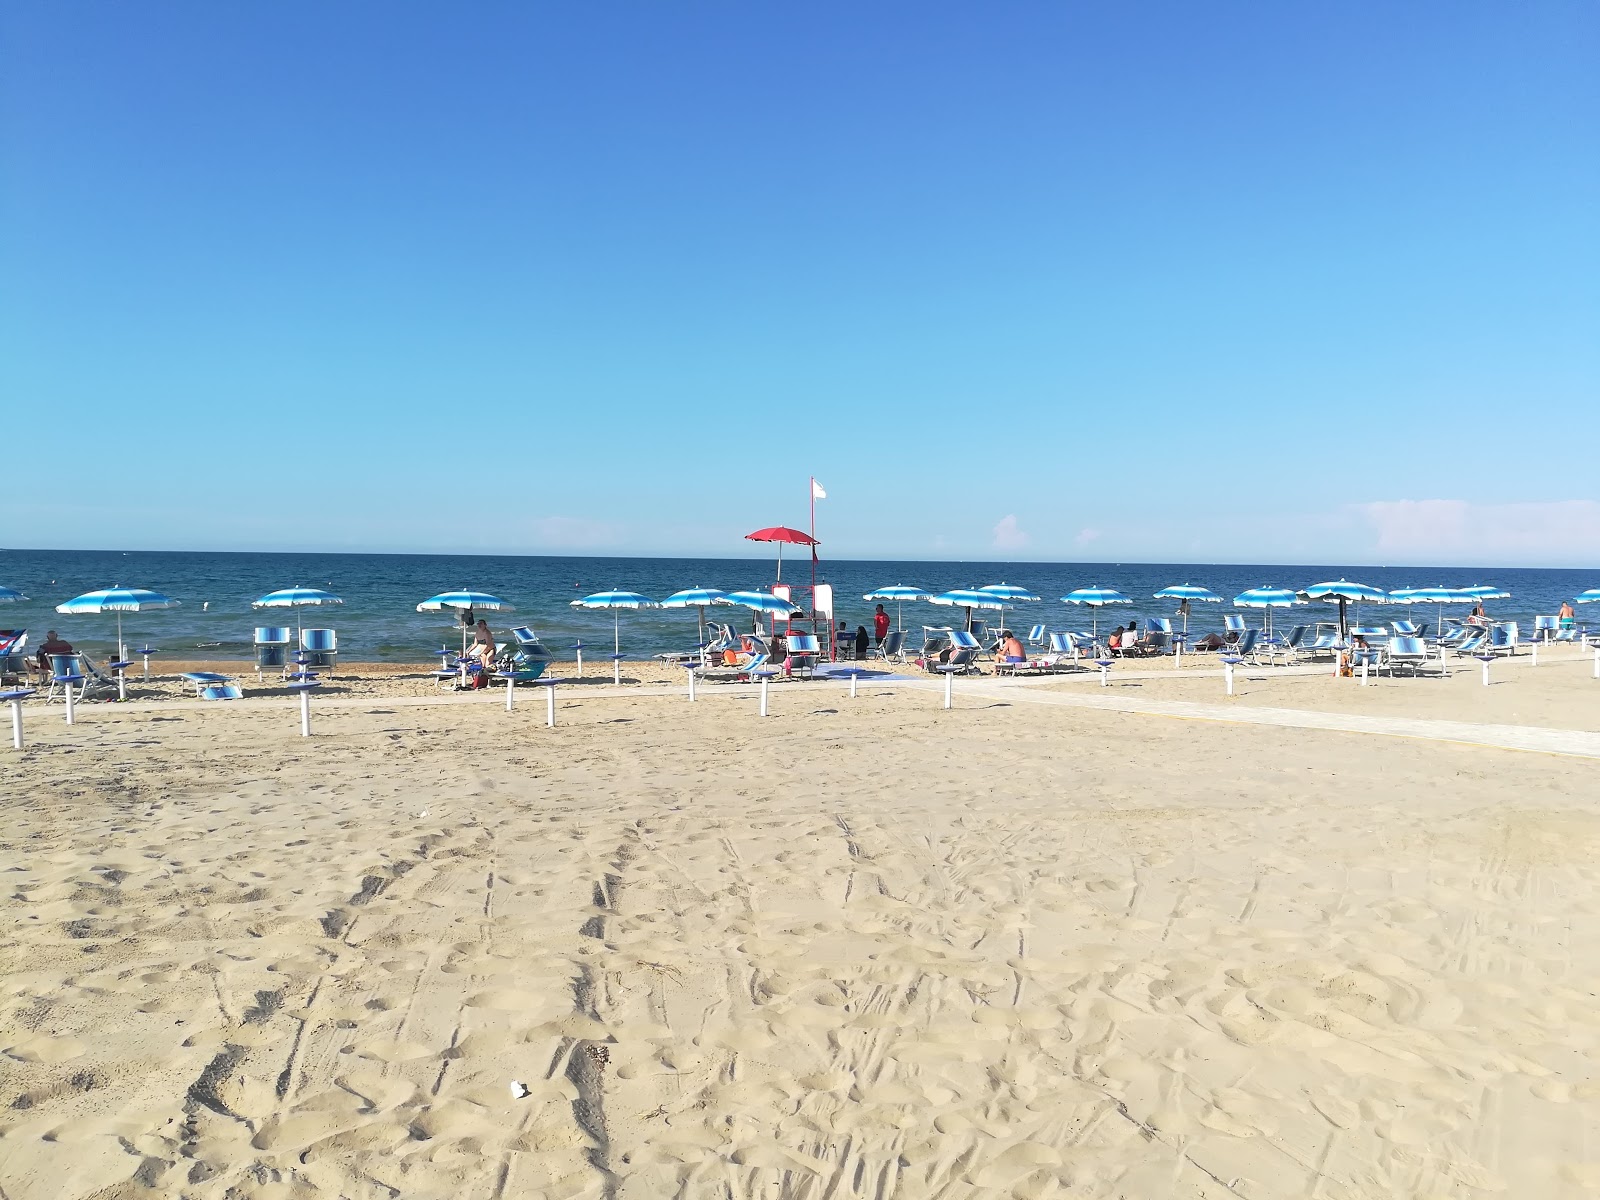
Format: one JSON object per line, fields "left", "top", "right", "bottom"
{"left": 992, "top": 514, "right": 1029, "bottom": 551}
{"left": 1075, "top": 527, "right": 1102, "bottom": 547}
{"left": 1355, "top": 499, "right": 1600, "bottom": 564}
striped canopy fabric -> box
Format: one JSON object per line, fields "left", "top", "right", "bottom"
{"left": 1459, "top": 585, "right": 1511, "bottom": 600}
{"left": 0, "top": 585, "right": 27, "bottom": 604}
{"left": 56, "top": 587, "right": 181, "bottom": 614}
{"left": 718, "top": 591, "right": 801, "bottom": 614}
{"left": 1154, "top": 584, "right": 1221, "bottom": 603}
{"left": 863, "top": 585, "right": 933, "bottom": 602}
{"left": 1392, "top": 586, "right": 1472, "bottom": 604}
{"left": 570, "top": 591, "right": 660, "bottom": 610}
{"left": 1061, "top": 587, "right": 1132, "bottom": 606}
{"left": 1233, "top": 587, "right": 1304, "bottom": 608}
{"left": 978, "top": 584, "right": 1041, "bottom": 602}
{"left": 1298, "top": 580, "right": 1386, "bottom": 602}
{"left": 660, "top": 588, "right": 727, "bottom": 609}
{"left": 1577, "top": 588, "right": 1600, "bottom": 604}
{"left": 929, "top": 589, "right": 1009, "bottom": 609}
{"left": 254, "top": 587, "right": 344, "bottom": 609}
{"left": 416, "top": 591, "right": 514, "bottom": 612}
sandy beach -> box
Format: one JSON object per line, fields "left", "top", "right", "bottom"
{"left": 2, "top": 650, "right": 1598, "bottom": 1198}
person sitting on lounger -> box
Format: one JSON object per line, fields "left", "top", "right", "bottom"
{"left": 1466, "top": 603, "right": 1490, "bottom": 628}
{"left": 35, "top": 630, "right": 74, "bottom": 675}
{"left": 1193, "top": 632, "right": 1226, "bottom": 651}
{"left": 1107, "top": 625, "right": 1125, "bottom": 651}
{"left": 997, "top": 631, "right": 1026, "bottom": 663}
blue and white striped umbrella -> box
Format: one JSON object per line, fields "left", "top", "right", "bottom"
{"left": 661, "top": 587, "right": 727, "bottom": 609}
{"left": 864, "top": 585, "right": 933, "bottom": 602}
{"left": 1061, "top": 586, "right": 1132, "bottom": 606}
{"left": 1233, "top": 586, "right": 1304, "bottom": 634}
{"left": 1391, "top": 586, "right": 1473, "bottom": 636}
{"left": 1061, "top": 586, "right": 1131, "bottom": 637}
{"left": 718, "top": 590, "right": 801, "bottom": 614}
{"left": 56, "top": 586, "right": 182, "bottom": 657}
{"left": 572, "top": 590, "right": 661, "bottom": 656}
{"left": 1154, "top": 584, "right": 1221, "bottom": 603}
{"left": 254, "top": 587, "right": 343, "bottom": 636}
{"left": 1460, "top": 584, "right": 1510, "bottom": 600}
{"left": 930, "top": 588, "right": 1009, "bottom": 609}
{"left": 978, "top": 583, "right": 1040, "bottom": 602}
{"left": 865, "top": 584, "right": 933, "bottom": 630}
{"left": 255, "top": 587, "right": 343, "bottom": 609}
{"left": 661, "top": 588, "right": 728, "bottom": 645}
{"left": 1577, "top": 588, "right": 1600, "bottom": 604}
{"left": 0, "top": 585, "right": 27, "bottom": 604}
{"left": 417, "top": 590, "right": 515, "bottom": 612}
{"left": 419, "top": 590, "right": 515, "bottom": 655}
{"left": 1233, "top": 586, "right": 1303, "bottom": 607}
{"left": 1299, "top": 580, "right": 1385, "bottom": 636}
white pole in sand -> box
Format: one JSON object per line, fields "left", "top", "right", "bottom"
{"left": 300, "top": 689, "right": 311, "bottom": 736}
{"left": 1097, "top": 659, "right": 1111, "bottom": 688}
{"left": 6, "top": 691, "right": 30, "bottom": 749}
{"left": 116, "top": 667, "right": 126, "bottom": 701}
{"left": 1593, "top": 647, "right": 1599, "bottom": 678}
{"left": 1224, "top": 659, "right": 1235, "bottom": 695}
{"left": 545, "top": 682, "right": 556, "bottom": 727}
{"left": 1174, "top": 639, "right": 1181, "bottom": 670}
{"left": 1478, "top": 657, "right": 1492, "bottom": 687}
{"left": 850, "top": 673, "right": 858, "bottom": 699}
{"left": 943, "top": 669, "right": 953, "bottom": 709}
{"left": 760, "top": 675, "right": 770, "bottom": 717}
{"left": 63, "top": 680, "right": 76, "bottom": 726}
{"left": 613, "top": 656, "right": 621, "bottom": 686}
{"left": 686, "top": 667, "right": 696, "bottom": 702}
{"left": 1360, "top": 659, "right": 1369, "bottom": 686}
{"left": 573, "top": 641, "right": 584, "bottom": 678}
{"left": 1530, "top": 641, "right": 1538, "bottom": 667}
{"left": 504, "top": 674, "right": 515, "bottom": 711}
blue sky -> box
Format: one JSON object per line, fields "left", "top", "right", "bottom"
{"left": 4, "top": 3, "right": 1597, "bottom": 566}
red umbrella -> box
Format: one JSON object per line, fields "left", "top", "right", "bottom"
{"left": 745, "top": 526, "right": 819, "bottom": 583}
{"left": 745, "top": 526, "right": 818, "bottom": 546}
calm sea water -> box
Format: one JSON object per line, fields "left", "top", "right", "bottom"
{"left": 1, "top": 549, "right": 1593, "bottom": 662}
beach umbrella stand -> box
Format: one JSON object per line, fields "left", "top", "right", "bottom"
{"left": 3, "top": 688, "right": 34, "bottom": 749}
{"left": 254, "top": 587, "right": 344, "bottom": 641}
{"left": 1153, "top": 585, "right": 1221, "bottom": 635}
{"left": 417, "top": 591, "right": 515, "bottom": 662}
{"left": 662, "top": 588, "right": 729, "bottom": 660}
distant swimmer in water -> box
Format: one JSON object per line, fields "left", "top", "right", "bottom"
{"left": 202, "top": 601, "right": 209, "bottom": 611}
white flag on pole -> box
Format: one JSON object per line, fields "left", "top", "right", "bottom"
{"left": 811, "top": 478, "right": 827, "bottom": 500}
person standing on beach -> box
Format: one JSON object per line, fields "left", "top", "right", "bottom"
{"left": 1559, "top": 600, "right": 1576, "bottom": 629}
{"left": 873, "top": 604, "right": 890, "bottom": 647}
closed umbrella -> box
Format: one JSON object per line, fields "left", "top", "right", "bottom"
{"left": 1154, "top": 584, "right": 1221, "bottom": 634}
{"left": 863, "top": 585, "right": 932, "bottom": 632}
{"left": 56, "top": 586, "right": 181, "bottom": 660}
{"left": 417, "top": 590, "right": 515, "bottom": 657}
{"left": 253, "top": 587, "right": 343, "bottom": 638}
{"left": 1298, "top": 580, "right": 1386, "bottom": 638}
{"left": 1060, "top": 586, "right": 1132, "bottom": 638}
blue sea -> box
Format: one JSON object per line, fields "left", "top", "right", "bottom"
{"left": 0, "top": 549, "right": 1593, "bottom": 661}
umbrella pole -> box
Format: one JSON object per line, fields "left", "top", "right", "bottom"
{"left": 116, "top": 612, "right": 124, "bottom": 661}
{"left": 614, "top": 611, "right": 620, "bottom": 657}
